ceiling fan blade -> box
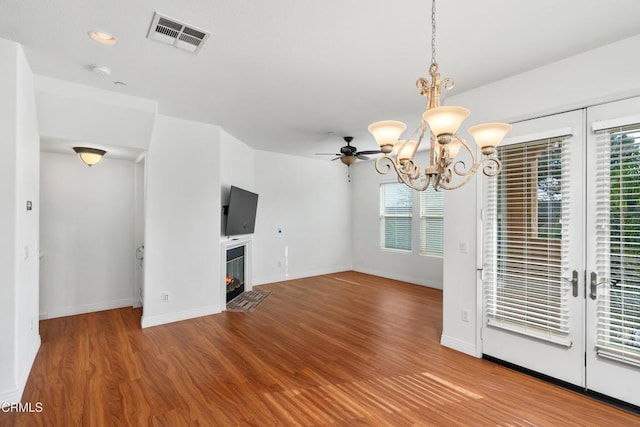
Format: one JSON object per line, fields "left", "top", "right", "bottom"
{"left": 356, "top": 155, "right": 370, "bottom": 160}
{"left": 315, "top": 153, "right": 341, "bottom": 156}
{"left": 331, "top": 156, "right": 343, "bottom": 161}
{"left": 356, "top": 150, "right": 382, "bottom": 155}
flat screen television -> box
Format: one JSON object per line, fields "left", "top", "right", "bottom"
{"left": 225, "top": 186, "right": 259, "bottom": 236}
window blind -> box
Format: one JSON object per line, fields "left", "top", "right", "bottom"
{"left": 380, "top": 182, "right": 412, "bottom": 251}
{"left": 484, "top": 136, "right": 572, "bottom": 345}
{"left": 420, "top": 187, "right": 444, "bottom": 256}
{"left": 594, "top": 124, "right": 640, "bottom": 367}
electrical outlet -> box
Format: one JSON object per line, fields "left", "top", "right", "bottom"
{"left": 162, "top": 293, "right": 169, "bottom": 302}
{"left": 461, "top": 309, "right": 469, "bottom": 322}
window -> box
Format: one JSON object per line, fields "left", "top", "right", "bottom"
{"left": 594, "top": 124, "right": 640, "bottom": 364}
{"left": 420, "top": 187, "right": 444, "bottom": 256}
{"left": 484, "top": 136, "right": 571, "bottom": 343}
{"left": 380, "top": 182, "right": 412, "bottom": 251}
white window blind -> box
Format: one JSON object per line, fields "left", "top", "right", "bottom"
{"left": 484, "top": 136, "right": 572, "bottom": 345}
{"left": 380, "top": 182, "right": 412, "bottom": 251}
{"left": 594, "top": 124, "right": 640, "bottom": 367}
{"left": 420, "top": 187, "right": 444, "bottom": 256}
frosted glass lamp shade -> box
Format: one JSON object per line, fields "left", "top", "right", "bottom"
{"left": 397, "top": 140, "right": 419, "bottom": 163}
{"left": 447, "top": 138, "right": 462, "bottom": 159}
{"left": 73, "top": 147, "right": 106, "bottom": 167}
{"left": 468, "top": 122, "right": 512, "bottom": 154}
{"left": 422, "top": 106, "right": 470, "bottom": 140}
{"left": 368, "top": 120, "right": 407, "bottom": 153}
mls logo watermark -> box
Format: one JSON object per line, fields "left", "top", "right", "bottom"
{"left": 1, "top": 402, "right": 43, "bottom": 413}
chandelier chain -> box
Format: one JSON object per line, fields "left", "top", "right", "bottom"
{"left": 431, "top": 0, "right": 436, "bottom": 65}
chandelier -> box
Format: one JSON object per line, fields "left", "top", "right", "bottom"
{"left": 367, "top": 0, "right": 511, "bottom": 191}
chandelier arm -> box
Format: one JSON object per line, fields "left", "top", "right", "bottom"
{"left": 375, "top": 155, "right": 431, "bottom": 191}
{"left": 401, "top": 160, "right": 422, "bottom": 181}
{"left": 480, "top": 156, "right": 502, "bottom": 177}
{"left": 450, "top": 135, "right": 479, "bottom": 177}
{"left": 409, "top": 121, "right": 427, "bottom": 144}
{"left": 431, "top": 173, "right": 443, "bottom": 191}
{"left": 375, "top": 154, "right": 395, "bottom": 175}
{"left": 437, "top": 168, "right": 477, "bottom": 190}
{"left": 416, "top": 77, "right": 432, "bottom": 98}
{"left": 376, "top": 156, "right": 421, "bottom": 183}
{"left": 440, "top": 77, "right": 454, "bottom": 92}
{"left": 401, "top": 170, "right": 431, "bottom": 191}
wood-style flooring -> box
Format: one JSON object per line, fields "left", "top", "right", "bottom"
{"left": 3, "top": 271, "right": 639, "bottom": 426}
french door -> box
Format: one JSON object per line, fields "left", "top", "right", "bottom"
{"left": 482, "top": 99, "right": 640, "bottom": 407}
{"left": 482, "top": 110, "right": 586, "bottom": 387}
{"left": 585, "top": 97, "right": 640, "bottom": 406}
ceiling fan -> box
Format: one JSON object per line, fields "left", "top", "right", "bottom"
{"left": 315, "top": 136, "right": 381, "bottom": 165}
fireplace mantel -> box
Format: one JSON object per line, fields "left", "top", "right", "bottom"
{"left": 220, "top": 237, "right": 252, "bottom": 311}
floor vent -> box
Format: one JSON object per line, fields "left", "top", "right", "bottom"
{"left": 146, "top": 12, "right": 210, "bottom": 54}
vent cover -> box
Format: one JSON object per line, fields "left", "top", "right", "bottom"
{"left": 146, "top": 12, "right": 210, "bottom": 54}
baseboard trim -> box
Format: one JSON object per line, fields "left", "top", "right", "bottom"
{"left": 353, "top": 266, "right": 442, "bottom": 289}
{"left": 40, "top": 298, "right": 136, "bottom": 320}
{"left": 440, "top": 334, "right": 478, "bottom": 357}
{"left": 0, "top": 334, "right": 41, "bottom": 403}
{"left": 141, "top": 305, "right": 220, "bottom": 328}
{"left": 253, "top": 266, "right": 351, "bottom": 286}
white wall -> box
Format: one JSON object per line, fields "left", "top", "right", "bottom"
{"left": 350, "top": 151, "right": 443, "bottom": 288}
{"left": 0, "top": 38, "right": 41, "bottom": 404}
{"left": 252, "top": 151, "right": 352, "bottom": 284}
{"left": 39, "top": 152, "right": 136, "bottom": 318}
{"left": 142, "top": 115, "right": 221, "bottom": 327}
{"left": 220, "top": 129, "right": 256, "bottom": 235}
{"left": 441, "top": 34, "right": 640, "bottom": 356}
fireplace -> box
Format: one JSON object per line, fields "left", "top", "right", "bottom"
{"left": 226, "top": 245, "right": 245, "bottom": 302}
{"left": 220, "top": 237, "right": 252, "bottom": 310}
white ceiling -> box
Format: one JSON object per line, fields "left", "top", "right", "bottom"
{"left": 2, "top": 0, "right": 640, "bottom": 159}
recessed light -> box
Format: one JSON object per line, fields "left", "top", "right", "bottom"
{"left": 86, "top": 64, "right": 112, "bottom": 77}
{"left": 89, "top": 31, "right": 118, "bottom": 46}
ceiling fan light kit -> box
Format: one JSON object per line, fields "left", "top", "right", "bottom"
{"left": 368, "top": 0, "right": 511, "bottom": 191}
{"left": 316, "top": 136, "right": 382, "bottom": 166}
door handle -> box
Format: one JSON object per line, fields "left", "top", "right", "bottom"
{"left": 563, "top": 270, "right": 579, "bottom": 297}
{"left": 589, "top": 272, "right": 616, "bottom": 300}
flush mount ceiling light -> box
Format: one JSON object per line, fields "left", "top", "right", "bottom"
{"left": 368, "top": 0, "right": 511, "bottom": 191}
{"left": 89, "top": 31, "right": 118, "bottom": 45}
{"left": 73, "top": 147, "right": 106, "bottom": 167}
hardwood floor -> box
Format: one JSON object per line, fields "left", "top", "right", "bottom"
{"left": 3, "top": 271, "right": 639, "bottom": 426}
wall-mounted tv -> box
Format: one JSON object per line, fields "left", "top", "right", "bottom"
{"left": 224, "top": 186, "right": 259, "bottom": 236}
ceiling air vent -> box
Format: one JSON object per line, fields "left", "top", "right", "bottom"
{"left": 146, "top": 12, "right": 210, "bottom": 54}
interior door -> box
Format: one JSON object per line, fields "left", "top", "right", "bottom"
{"left": 482, "top": 110, "right": 585, "bottom": 386}
{"left": 586, "top": 97, "right": 640, "bottom": 407}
